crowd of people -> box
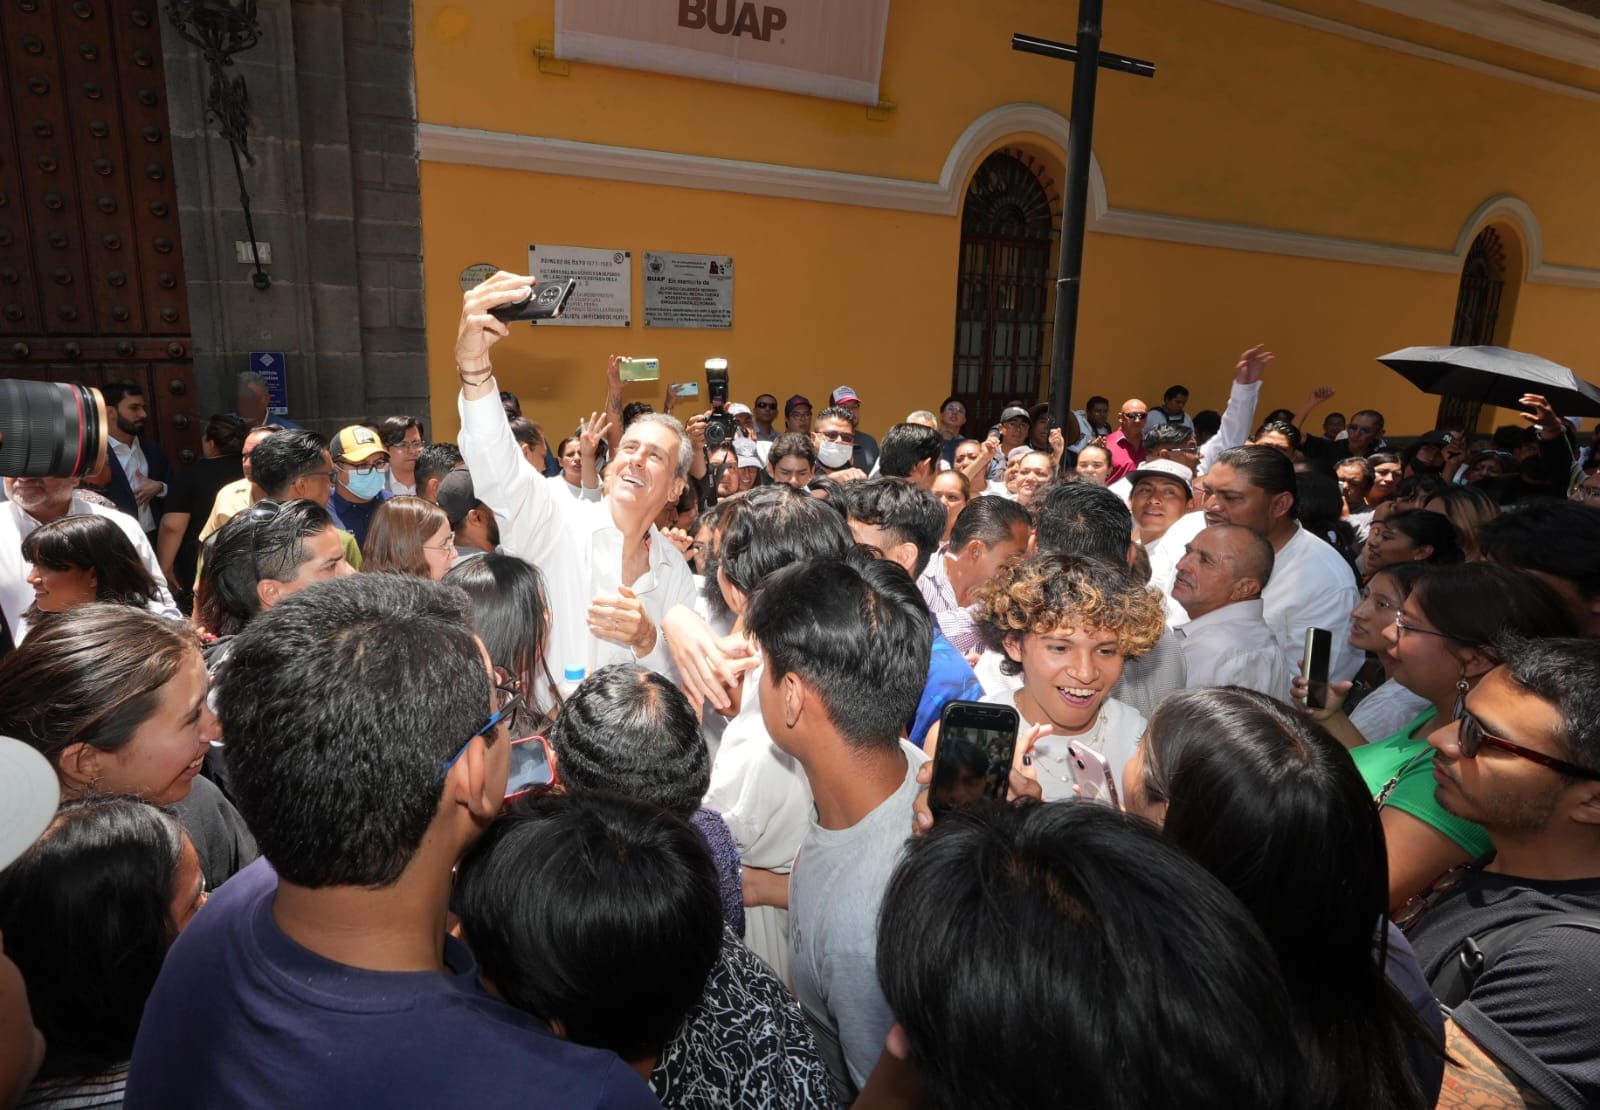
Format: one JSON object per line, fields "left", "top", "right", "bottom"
{"left": 1, "top": 269, "right": 1599, "bottom": 1109}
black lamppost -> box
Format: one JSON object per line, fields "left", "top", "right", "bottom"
{"left": 166, "top": 0, "right": 270, "bottom": 291}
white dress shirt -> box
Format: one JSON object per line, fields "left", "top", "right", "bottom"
{"left": 458, "top": 390, "right": 696, "bottom": 682}
{"left": 1, "top": 496, "right": 181, "bottom": 639}
{"left": 1196, "top": 378, "right": 1262, "bottom": 476}
{"left": 1175, "top": 597, "right": 1289, "bottom": 699}
{"left": 1262, "top": 525, "right": 1362, "bottom": 684}
{"left": 109, "top": 436, "right": 163, "bottom": 532}
{"left": 1148, "top": 511, "right": 1207, "bottom": 626}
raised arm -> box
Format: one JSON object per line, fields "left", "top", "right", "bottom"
{"left": 1198, "top": 345, "right": 1270, "bottom": 475}
{"left": 603, "top": 356, "right": 625, "bottom": 455}
{"left": 455, "top": 272, "right": 566, "bottom": 567}
{"left": 1291, "top": 385, "right": 1335, "bottom": 433}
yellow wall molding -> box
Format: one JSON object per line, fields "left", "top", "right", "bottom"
{"left": 418, "top": 102, "right": 1600, "bottom": 289}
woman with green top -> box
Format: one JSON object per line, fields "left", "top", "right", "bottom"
{"left": 1294, "top": 562, "right": 1574, "bottom": 912}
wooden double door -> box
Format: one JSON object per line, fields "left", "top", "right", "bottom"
{"left": 0, "top": 0, "right": 199, "bottom": 464}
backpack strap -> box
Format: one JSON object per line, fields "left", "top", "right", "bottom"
{"left": 1431, "top": 912, "right": 1600, "bottom": 1009}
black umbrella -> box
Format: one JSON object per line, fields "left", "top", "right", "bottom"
{"left": 1377, "top": 345, "right": 1600, "bottom": 418}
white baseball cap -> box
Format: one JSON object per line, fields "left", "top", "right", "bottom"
{"left": 1128, "top": 458, "right": 1195, "bottom": 497}
{"left": 0, "top": 737, "right": 58, "bottom": 870}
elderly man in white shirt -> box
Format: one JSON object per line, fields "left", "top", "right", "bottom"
{"left": 454, "top": 273, "right": 697, "bottom": 688}
{"left": 1169, "top": 524, "right": 1287, "bottom": 699}
{"left": 1200, "top": 445, "right": 1361, "bottom": 683}
{"left": 1, "top": 475, "right": 180, "bottom": 639}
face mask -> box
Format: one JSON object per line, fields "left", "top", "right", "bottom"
{"left": 343, "top": 468, "right": 386, "bottom": 500}
{"left": 816, "top": 440, "right": 852, "bottom": 469}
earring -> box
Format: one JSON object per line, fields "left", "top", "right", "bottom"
{"left": 1453, "top": 676, "right": 1471, "bottom": 722}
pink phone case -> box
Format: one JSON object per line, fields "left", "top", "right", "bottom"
{"left": 1066, "top": 740, "right": 1120, "bottom": 809}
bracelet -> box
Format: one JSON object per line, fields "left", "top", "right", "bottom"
{"left": 458, "top": 364, "right": 493, "bottom": 386}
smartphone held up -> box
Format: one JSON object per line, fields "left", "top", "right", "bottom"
{"left": 1303, "top": 628, "right": 1333, "bottom": 710}
{"left": 930, "top": 701, "right": 1020, "bottom": 817}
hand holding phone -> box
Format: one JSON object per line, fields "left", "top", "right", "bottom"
{"left": 1065, "top": 741, "right": 1119, "bottom": 809}
{"left": 488, "top": 278, "right": 577, "bottom": 323}
{"left": 1302, "top": 628, "right": 1333, "bottom": 710}
{"left": 930, "top": 701, "right": 1020, "bottom": 817}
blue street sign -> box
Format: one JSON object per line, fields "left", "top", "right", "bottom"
{"left": 249, "top": 352, "right": 289, "bottom": 415}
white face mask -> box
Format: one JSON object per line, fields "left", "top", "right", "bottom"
{"left": 816, "top": 439, "right": 853, "bottom": 469}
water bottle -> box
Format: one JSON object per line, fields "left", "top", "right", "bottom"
{"left": 559, "top": 665, "right": 586, "bottom": 698}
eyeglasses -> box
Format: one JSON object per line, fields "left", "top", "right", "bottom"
{"left": 302, "top": 469, "right": 336, "bottom": 483}
{"left": 390, "top": 440, "right": 427, "bottom": 454}
{"left": 1120, "top": 412, "right": 1148, "bottom": 422}
{"left": 439, "top": 684, "right": 522, "bottom": 780}
{"left": 818, "top": 429, "right": 855, "bottom": 444}
{"left": 754, "top": 401, "right": 778, "bottom": 410}
{"left": 246, "top": 500, "right": 282, "bottom": 574}
{"left": 338, "top": 461, "right": 389, "bottom": 477}
{"left": 1457, "top": 709, "right": 1600, "bottom": 781}
{"left": 1570, "top": 484, "right": 1600, "bottom": 504}
{"left": 424, "top": 537, "right": 457, "bottom": 554}
{"left": 1393, "top": 612, "right": 1457, "bottom": 641}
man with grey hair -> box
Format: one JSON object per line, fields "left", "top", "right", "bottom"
{"left": 454, "top": 273, "right": 697, "bottom": 682}
{"left": 233, "top": 371, "right": 303, "bottom": 430}
{"left": 905, "top": 410, "right": 938, "bottom": 429}
{"left": 1169, "top": 524, "right": 1287, "bottom": 698}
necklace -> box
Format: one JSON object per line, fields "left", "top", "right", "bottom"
{"left": 1027, "top": 704, "right": 1110, "bottom": 792}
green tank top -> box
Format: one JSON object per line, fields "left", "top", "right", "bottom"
{"left": 1349, "top": 706, "right": 1493, "bottom": 859}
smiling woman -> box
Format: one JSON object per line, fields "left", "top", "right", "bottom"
{"left": 0, "top": 605, "right": 256, "bottom": 889}
{"left": 971, "top": 553, "right": 1165, "bottom": 799}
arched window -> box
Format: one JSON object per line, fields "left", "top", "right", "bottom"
{"left": 950, "top": 151, "right": 1057, "bottom": 438}
{"left": 1439, "top": 227, "right": 1507, "bottom": 431}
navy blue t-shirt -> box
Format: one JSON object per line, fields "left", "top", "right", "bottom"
{"left": 125, "top": 858, "right": 659, "bottom": 1109}
{"left": 330, "top": 488, "right": 390, "bottom": 550}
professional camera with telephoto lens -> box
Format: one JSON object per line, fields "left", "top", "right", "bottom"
{"left": 704, "top": 358, "right": 736, "bottom": 448}
{"left": 0, "top": 379, "right": 109, "bottom": 479}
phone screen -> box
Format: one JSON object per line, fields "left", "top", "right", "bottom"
{"left": 931, "top": 701, "right": 1020, "bottom": 816}
{"left": 1303, "top": 627, "right": 1333, "bottom": 710}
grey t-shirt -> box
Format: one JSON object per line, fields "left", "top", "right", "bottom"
{"left": 789, "top": 741, "right": 927, "bottom": 1103}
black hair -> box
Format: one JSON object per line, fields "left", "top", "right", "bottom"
{"left": 1033, "top": 481, "right": 1133, "bottom": 565}
{"left": 832, "top": 478, "right": 947, "bottom": 577}
{"left": 768, "top": 431, "right": 816, "bottom": 468}
{"left": 1193, "top": 409, "right": 1221, "bottom": 440}
{"left": 1086, "top": 395, "right": 1109, "bottom": 409}
{"left": 1253, "top": 419, "right": 1303, "bottom": 452}
{"left": 879, "top": 422, "right": 943, "bottom": 479}
{"left": 0, "top": 796, "right": 186, "bottom": 1082}
{"left": 1479, "top": 500, "right": 1600, "bottom": 601}
{"left": 1351, "top": 408, "right": 1386, "bottom": 430}
{"left": 100, "top": 381, "right": 145, "bottom": 408}
{"left": 1140, "top": 688, "right": 1436, "bottom": 1110}
{"left": 454, "top": 792, "right": 722, "bottom": 1063}
{"left": 1144, "top": 423, "right": 1194, "bottom": 452}
{"left": 509, "top": 417, "right": 543, "bottom": 451}
{"left": 621, "top": 401, "right": 653, "bottom": 428}
{"left": 816, "top": 404, "right": 858, "bottom": 429}
{"left": 216, "top": 575, "right": 493, "bottom": 887}
{"left": 0, "top": 604, "right": 199, "bottom": 769}
{"left": 546, "top": 664, "right": 708, "bottom": 817}
{"left": 877, "top": 801, "right": 1297, "bottom": 1110}
{"left": 1294, "top": 469, "right": 1359, "bottom": 565}
{"left": 1399, "top": 440, "right": 1443, "bottom": 475}
{"left": 249, "top": 429, "right": 330, "bottom": 498}
{"left": 948, "top": 494, "right": 1031, "bottom": 551}
{"left": 20, "top": 514, "right": 158, "bottom": 610}
{"left": 1163, "top": 384, "right": 1189, "bottom": 401}
{"left": 1336, "top": 455, "right": 1375, "bottom": 486}
{"left": 197, "top": 499, "right": 337, "bottom": 638}
{"left": 1213, "top": 445, "right": 1299, "bottom": 518}
{"left": 1409, "top": 562, "right": 1577, "bottom": 652}
{"left": 376, "top": 414, "right": 424, "bottom": 448}
{"left": 1392, "top": 473, "right": 1449, "bottom": 506}
{"left": 444, "top": 553, "right": 561, "bottom": 732}
{"left": 744, "top": 557, "right": 932, "bottom": 749}
{"left": 1368, "top": 451, "right": 1400, "bottom": 470}
{"left": 1499, "top": 636, "right": 1600, "bottom": 773}
{"left": 1378, "top": 509, "right": 1463, "bottom": 566}
{"left": 717, "top": 484, "right": 853, "bottom": 600}
{"left": 1490, "top": 424, "right": 1535, "bottom": 452}
{"left": 202, "top": 412, "right": 251, "bottom": 456}
{"left": 498, "top": 390, "right": 522, "bottom": 417}
{"left": 414, "top": 442, "right": 464, "bottom": 492}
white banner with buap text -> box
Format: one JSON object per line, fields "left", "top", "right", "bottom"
{"left": 555, "top": 0, "right": 892, "bottom": 106}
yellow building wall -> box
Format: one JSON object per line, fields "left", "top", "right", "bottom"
{"left": 416, "top": 0, "right": 1600, "bottom": 442}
